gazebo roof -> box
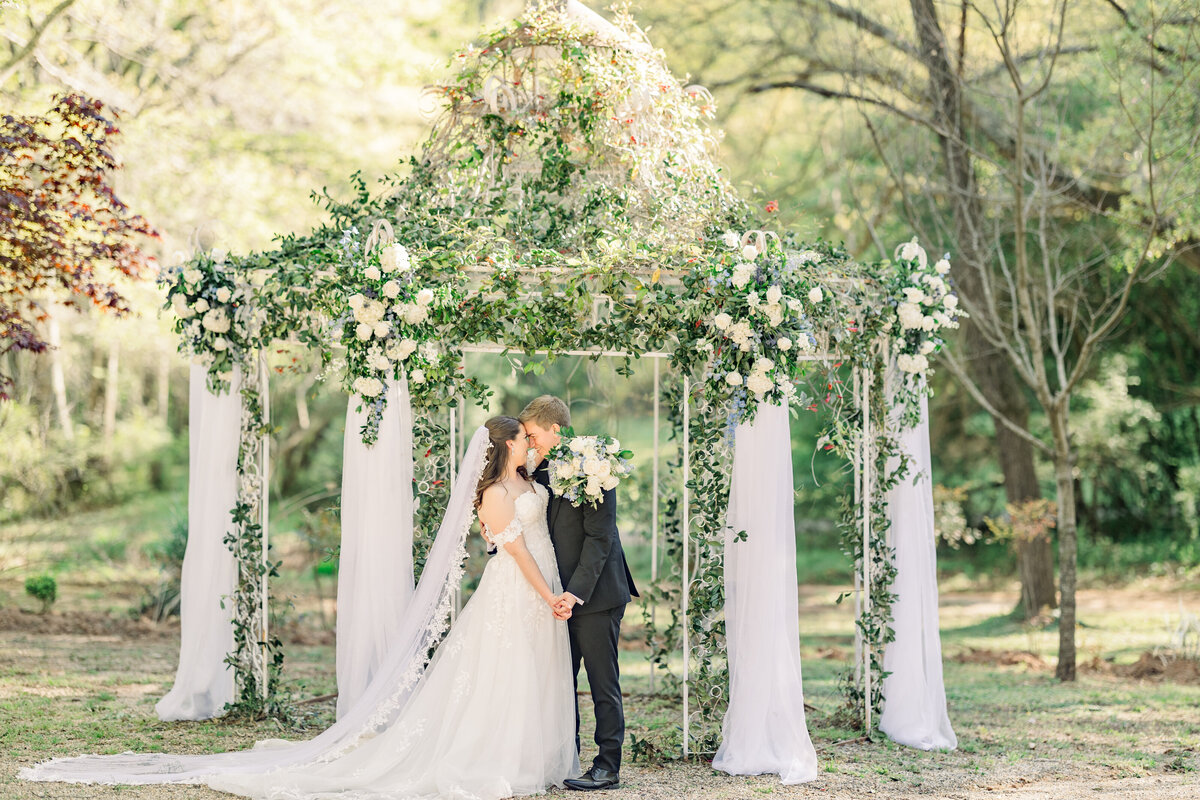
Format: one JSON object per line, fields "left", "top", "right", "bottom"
{"left": 397, "top": 1, "right": 741, "bottom": 255}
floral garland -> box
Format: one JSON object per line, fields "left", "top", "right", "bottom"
{"left": 161, "top": 249, "right": 261, "bottom": 393}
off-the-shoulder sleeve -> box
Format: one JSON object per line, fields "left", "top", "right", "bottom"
{"left": 489, "top": 515, "right": 525, "bottom": 548}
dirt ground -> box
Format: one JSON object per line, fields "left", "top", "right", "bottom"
{"left": 3, "top": 584, "right": 1199, "bottom": 800}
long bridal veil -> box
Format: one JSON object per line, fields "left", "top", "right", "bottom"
{"left": 20, "top": 424, "right": 493, "bottom": 787}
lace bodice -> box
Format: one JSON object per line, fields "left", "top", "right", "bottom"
{"left": 486, "top": 483, "right": 557, "bottom": 581}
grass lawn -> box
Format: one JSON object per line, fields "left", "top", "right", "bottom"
{"left": 4, "top": 488, "right": 1200, "bottom": 798}
{"left": 3, "top": 580, "right": 1199, "bottom": 799}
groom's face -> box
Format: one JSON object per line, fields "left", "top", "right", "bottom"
{"left": 523, "top": 420, "right": 560, "bottom": 461}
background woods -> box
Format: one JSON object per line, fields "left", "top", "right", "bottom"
{"left": 2, "top": 0, "right": 1199, "bottom": 709}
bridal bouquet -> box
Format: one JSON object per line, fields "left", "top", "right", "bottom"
{"left": 547, "top": 430, "right": 634, "bottom": 508}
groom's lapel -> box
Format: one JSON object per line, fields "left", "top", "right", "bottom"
{"left": 550, "top": 493, "right": 563, "bottom": 530}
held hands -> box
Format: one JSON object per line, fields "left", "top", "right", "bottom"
{"left": 550, "top": 592, "right": 579, "bottom": 621}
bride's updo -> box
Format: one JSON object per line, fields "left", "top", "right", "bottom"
{"left": 473, "top": 416, "right": 529, "bottom": 510}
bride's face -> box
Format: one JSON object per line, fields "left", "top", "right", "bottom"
{"left": 507, "top": 423, "right": 530, "bottom": 470}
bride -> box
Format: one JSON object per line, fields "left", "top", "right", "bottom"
{"left": 21, "top": 416, "right": 579, "bottom": 799}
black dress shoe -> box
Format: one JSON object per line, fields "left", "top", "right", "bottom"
{"left": 563, "top": 767, "right": 620, "bottom": 791}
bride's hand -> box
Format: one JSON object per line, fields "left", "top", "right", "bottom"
{"left": 547, "top": 596, "right": 572, "bottom": 620}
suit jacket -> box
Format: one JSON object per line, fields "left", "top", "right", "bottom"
{"left": 533, "top": 460, "right": 639, "bottom": 615}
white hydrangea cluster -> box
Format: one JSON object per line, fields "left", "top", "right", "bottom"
{"left": 892, "top": 239, "right": 963, "bottom": 374}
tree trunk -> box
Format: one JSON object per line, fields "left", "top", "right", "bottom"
{"left": 1050, "top": 408, "right": 1077, "bottom": 681}
{"left": 103, "top": 339, "right": 119, "bottom": 446}
{"left": 907, "top": 0, "right": 1055, "bottom": 615}
{"left": 157, "top": 349, "right": 171, "bottom": 423}
{"left": 47, "top": 309, "right": 75, "bottom": 441}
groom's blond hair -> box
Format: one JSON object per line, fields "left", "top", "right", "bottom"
{"left": 519, "top": 395, "right": 570, "bottom": 429}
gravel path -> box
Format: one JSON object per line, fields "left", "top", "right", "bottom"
{"left": 5, "top": 757, "right": 1199, "bottom": 800}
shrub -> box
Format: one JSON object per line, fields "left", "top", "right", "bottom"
{"left": 24, "top": 574, "right": 57, "bottom": 613}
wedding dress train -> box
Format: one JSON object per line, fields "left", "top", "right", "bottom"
{"left": 21, "top": 428, "right": 578, "bottom": 800}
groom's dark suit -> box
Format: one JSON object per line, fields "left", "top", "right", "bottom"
{"left": 533, "top": 459, "right": 639, "bottom": 774}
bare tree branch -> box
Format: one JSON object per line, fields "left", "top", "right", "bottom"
{"left": 0, "top": 0, "right": 78, "bottom": 86}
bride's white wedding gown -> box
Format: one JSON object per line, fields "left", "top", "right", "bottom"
{"left": 21, "top": 478, "right": 577, "bottom": 800}
{"left": 209, "top": 482, "right": 577, "bottom": 800}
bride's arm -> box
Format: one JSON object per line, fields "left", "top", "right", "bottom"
{"left": 479, "top": 488, "right": 561, "bottom": 613}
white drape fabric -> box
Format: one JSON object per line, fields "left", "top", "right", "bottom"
{"left": 713, "top": 402, "right": 818, "bottom": 784}
{"left": 20, "top": 426, "right": 492, "bottom": 788}
{"left": 155, "top": 366, "right": 240, "bottom": 722}
{"left": 336, "top": 378, "right": 414, "bottom": 719}
{"left": 879, "top": 387, "right": 957, "bottom": 751}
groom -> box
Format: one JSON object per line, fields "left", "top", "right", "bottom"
{"left": 520, "top": 395, "right": 639, "bottom": 792}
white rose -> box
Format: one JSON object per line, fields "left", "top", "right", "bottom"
{"left": 712, "top": 312, "right": 733, "bottom": 331}
{"left": 214, "top": 287, "right": 231, "bottom": 304}
{"left": 935, "top": 258, "right": 951, "bottom": 275}
{"left": 404, "top": 304, "right": 428, "bottom": 325}
{"left": 746, "top": 372, "right": 774, "bottom": 397}
{"left": 897, "top": 354, "right": 929, "bottom": 374}
{"left": 211, "top": 248, "right": 227, "bottom": 264}
{"left": 364, "top": 266, "right": 382, "bottom": 281}
{"left": 777, "top": 337, "right": 792, "bottom": 351}
{"left": 416, "top": 288, "right": 435, "bottom": 307}
{"left": 900, "top": 239, "right": 924, "bottom": 262}
{"left": 193, "top": 298, "right": 210, "bottom": 313}
{"left": 808, "top": 287, "right": 823, "bottom": 304}
{"left": 727, "top": 321, "right": 754, "bottom": 347}
{"left": 349, "top": 293, "right": 365, "bottom": 310}
{"left": 607, "top": 438, "right": 621, "bottom": 453}
{"left": 379, "top": 243, "right": 410, "bottom": 273}
{"left": 725, "top": 371, "right": 743, "bottom": 386}
{"left": 583, "top": 457, "right": 603, "bottom": 475}
{"left": 754, "top": 357, "right": 774, "bottom": 373}
{"left": 373, "top": 321, "right": 390, "bottom": 339}
{"left": 212, "top": 337, "right": 228, "bottom": 352}
{"left": 741, "top": 244, "right": 759, "bottom": 261}
{"left": 903, "top": 287, "right": 927, "bottom": 305}
{"left": 944, "top": 294, "right": 959, "bottom": 310}
{"left": 382, "top": 280, "right": 401, "bottom": 299}
{"left": 765, "top": 304, "right": 783, "bottom": 327}
{"left": 353, "top": 376, "right": 384, "bottom": 398}
{"left": 731, "top": 265, "right": 755, "bottom": 289}
{"left": 920, "top": 340, "right": 936, "bottom": 355}
{"left": 356, "top": 322, "right": 373, "bottom": 341}
{"left": 585, "top": 476, "right": 603, "bottom": 497}
{"left": 410, "top": 368, "right": 426, "bottom": 385}
{"left": 766, "top": 285, "right": 783, "bottom": 304}
{"left": 722, "top": 231, "right": 740, "bottom": 249}
{"left": 201, "top": 308, "right": 230, "bottom": 333}
{"left": 556, "top": 462, "right": 575, "bottom": 479}
{"left": 602, "top": 474, "right": 619, "bottom": 491}
{"left": 183, "top": 268, "right": 202, "bottom": 286}
{"left": 897, "top": 302, "right": 924, "bottom": 331}
{"left": 777, "top": 378, "right": 796, "bottom": 398}
{"left": 172, "top": 295, "right": 193, "bottom": 318}
{"left": 921, "top": 315, "right": 937, "bottom": 331}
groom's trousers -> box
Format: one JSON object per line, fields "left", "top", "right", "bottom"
{"left": 568, "top": 604, "right": 625, "bottom": 773}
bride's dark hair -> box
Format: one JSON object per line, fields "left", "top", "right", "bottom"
{"left": 473, "top": 416, "right": 530, "bottom": 510}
